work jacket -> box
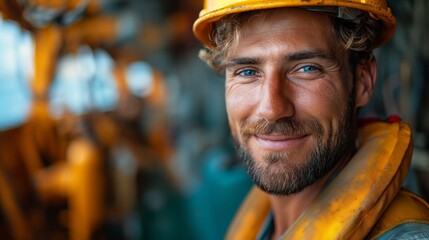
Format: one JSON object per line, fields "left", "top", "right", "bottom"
{"left": 226, "top": 119, "right": 429, "bottom": 239}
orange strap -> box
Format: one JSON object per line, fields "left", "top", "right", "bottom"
{"left": 368, "top": 189, "right": 429, "bottom": 239}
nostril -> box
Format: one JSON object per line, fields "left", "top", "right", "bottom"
{"left": 256, "top": 92, "right": 295, "bottom": 123}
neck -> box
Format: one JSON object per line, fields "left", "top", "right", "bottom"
{"left": 269, "top": 153, "right": 352, "bottom": 239}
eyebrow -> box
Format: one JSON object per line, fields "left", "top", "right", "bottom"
{"left": 285, "top": 50, "right": 335, "bottom": 62}
{"left": 226, "top": 57, "right": 262, "bottom": 68}
{"left": 226, "top": 50, "right": 335, "bottom": 68}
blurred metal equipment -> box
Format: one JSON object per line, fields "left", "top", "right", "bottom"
{"left": 19, "top": 0, "right": 89, "bottom": 27}
{"left": 0, "top": 0, "right": 173, "bottom": 239}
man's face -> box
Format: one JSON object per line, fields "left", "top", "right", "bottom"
{"left": 225, "top": 8, "right": 358, "bottom": 195}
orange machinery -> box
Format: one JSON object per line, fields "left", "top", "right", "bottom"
{"left": 0, "top": 0, "right": 174, "bottom": 239}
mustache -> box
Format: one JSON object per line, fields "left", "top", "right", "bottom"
{"left": 241, "top": 118, "right": 323, "bottom": 138}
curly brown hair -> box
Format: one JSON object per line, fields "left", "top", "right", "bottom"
{"left": 199, "top": 8, "right": 382, "bottom": 72}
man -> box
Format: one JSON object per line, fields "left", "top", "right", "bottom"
{"left": 192, "top": 1, "right": 429, "bottom": 239}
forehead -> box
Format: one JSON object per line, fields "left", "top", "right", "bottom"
{"left": 233, "top": 8, "right": 335, "bottom": 55}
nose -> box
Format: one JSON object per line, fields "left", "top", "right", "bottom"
{"left": 256, "top": 73, "right": 295, "bottom": 122}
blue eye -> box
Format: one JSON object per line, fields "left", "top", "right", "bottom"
{"left": 301, "top": 65, "right": 319, "bottom": 72}
{"left": 239, "top": 69, "right": 258, "bottom": 76}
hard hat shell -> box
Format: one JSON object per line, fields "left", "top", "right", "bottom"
{"left": 193, "top": 0, "right": 396, "bottom": 49}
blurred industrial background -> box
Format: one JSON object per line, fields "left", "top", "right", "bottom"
{"left": 0, "top": 0, "right": 428, "bottom": 239}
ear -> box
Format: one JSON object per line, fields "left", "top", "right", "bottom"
{"left": 355, "top": 57, "right": 377, "bottom": 108}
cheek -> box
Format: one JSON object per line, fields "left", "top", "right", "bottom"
{"left": 297, "top": 81, "right": 349, "bottom": 130}
{"left": 225, "top": 85, "right": 258, "bottom": 133}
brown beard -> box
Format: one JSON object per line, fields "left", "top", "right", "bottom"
{"left": 233, "top": 92, "right": 356, "bottom": 196}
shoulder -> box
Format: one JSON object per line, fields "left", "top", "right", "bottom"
{"left": 375, "top": 222, "right": 429, "bottom": 240}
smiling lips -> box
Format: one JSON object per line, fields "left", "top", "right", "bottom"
{"left": 254, "top": 134, "right": 309, "bottom": 151}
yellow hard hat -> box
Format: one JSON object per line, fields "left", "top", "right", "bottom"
{"left": 193, "top": 0, "right": 396, "bottom": 48}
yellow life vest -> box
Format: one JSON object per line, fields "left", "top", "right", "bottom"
{"left": 226, "top": 120, "right": 429, "bottom": 240}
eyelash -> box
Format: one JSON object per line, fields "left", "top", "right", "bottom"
{"left": 298, "top": 65, "right": 320, "bottom": 73}
{"left": 232, "top": 64, "right": 323, "bottom": 80}
{"left": 236, "top": 68, "right": 259, "bottom": 77}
